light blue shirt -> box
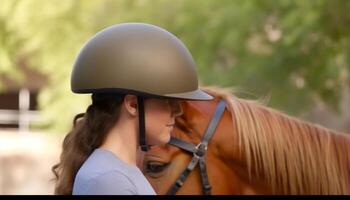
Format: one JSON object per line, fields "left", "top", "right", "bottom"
{"left": 72, "top": 148, "right": 156, "bottom": 195}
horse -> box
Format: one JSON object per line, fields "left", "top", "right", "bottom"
{"left": 141, "top": 86, "right": 350, "bottom": 195}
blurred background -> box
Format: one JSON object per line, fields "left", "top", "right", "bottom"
{"left": 1, "top": 0, "right": 350, "bottom": 194}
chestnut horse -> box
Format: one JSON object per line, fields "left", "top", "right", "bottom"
{"left": 141, "top": 86, "right": 350, "bottom": 195}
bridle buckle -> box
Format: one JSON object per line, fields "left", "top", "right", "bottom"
{"left": 194, "top": 143, "right": 207, "bottom": 158}
{"left": 175, "top": 179, "right": 184, "bottom": 187}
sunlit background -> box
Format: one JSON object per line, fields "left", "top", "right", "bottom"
{"left": 1, "top": 0, "right": 350, "bottom": 194}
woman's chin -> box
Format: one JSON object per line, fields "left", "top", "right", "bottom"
{"left": 148, "top": 132, "right": 171, "bottom": 146}
{"left": 158, "top": 133, "right": 171, "bottom": 145}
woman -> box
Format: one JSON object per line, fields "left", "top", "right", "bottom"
{"left": 52, "top": 23, "right": 213, "bottom": 195}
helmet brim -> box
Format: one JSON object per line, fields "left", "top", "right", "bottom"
{"left": 164, "top": 89, "right": 214, "bottom": 101}
{"left": 73, "top": 87, "right": 213, "bottom": 101}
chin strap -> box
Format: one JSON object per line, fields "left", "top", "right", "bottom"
{"left": 137, "top": 96, "right": 150, "bottom": 151}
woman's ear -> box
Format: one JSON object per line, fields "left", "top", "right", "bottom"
{"left": 123, "top": 95, "right": 138, "bottom": 116}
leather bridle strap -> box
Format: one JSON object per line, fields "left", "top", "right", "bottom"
{"left": 168, "top": 137, "right": 197, "bottom": 153}
{"left": 138, "top": 96, "right": 150, "bottom": 151}
{"left": 166, "top": 100, "right": 226, "bottom": 195}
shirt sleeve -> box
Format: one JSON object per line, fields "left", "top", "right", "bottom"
{"left": 82, "top": 171, "right": 137, "bottom": 195}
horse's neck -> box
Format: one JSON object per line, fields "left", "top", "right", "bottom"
{"left": 227, "top": 98, "right": 350, "bottom": 194}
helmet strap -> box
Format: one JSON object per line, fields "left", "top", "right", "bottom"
{"left": 137, "top": 96, "right": 150, "bottom": 151}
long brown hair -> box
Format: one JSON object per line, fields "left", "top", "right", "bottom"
{"left": 51, "top": 93, "right": 125, "bottom": 194}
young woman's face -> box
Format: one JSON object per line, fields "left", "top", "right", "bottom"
{"left": 144, "top": 98, "right": 183, "bottom": 146}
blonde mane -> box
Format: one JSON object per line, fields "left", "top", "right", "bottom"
{"left": 201, "top": 86, "right": 350, "bottom": 194}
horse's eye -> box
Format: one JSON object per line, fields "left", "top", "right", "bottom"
{"left": 145, "top": 161, "right": 169, "bottom": 174}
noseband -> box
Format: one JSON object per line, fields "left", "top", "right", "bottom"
{"left": 166, "top": 100, "right": 226, "bottom": 195}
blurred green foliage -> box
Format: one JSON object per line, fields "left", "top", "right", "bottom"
{"left": 1, "top": 0, "right": 349, "bottom": 133}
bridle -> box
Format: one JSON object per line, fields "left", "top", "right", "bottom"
{"left": 166, "top": 100, "right": 226, "bottom": 195}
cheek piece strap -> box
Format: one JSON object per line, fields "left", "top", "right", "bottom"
{"left": 138, "top": 96, "right": 150, "bottom": 152}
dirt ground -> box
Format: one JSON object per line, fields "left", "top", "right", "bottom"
{"left": 0, "top": 129, "right": 63, "bottom": 195}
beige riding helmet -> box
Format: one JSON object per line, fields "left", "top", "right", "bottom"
{"left": 71, "top": 22, "right": 213, "bottom": 101}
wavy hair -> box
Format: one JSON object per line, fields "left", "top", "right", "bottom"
{"left": 51, "top": 93, "right": 125, "bottom": 194}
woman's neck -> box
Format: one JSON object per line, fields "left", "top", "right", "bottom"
{"left": 99, "top": 117, "right": 140, "bottom": 167}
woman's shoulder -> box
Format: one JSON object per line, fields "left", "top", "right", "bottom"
{"left": 73, "top": 149, "right": 132, "bottom": 181}
{"left": 77, "top": 149, "right": 129, "bottom": 174}
{"left": 72, "top": 148, "right": 156, "bottom": 195}
{"left": 73, "top": 170, "right": 137, "bottom": 195}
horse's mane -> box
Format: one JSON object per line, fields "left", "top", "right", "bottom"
{"left": 201, "top": 86, "right": 350, "bottom": 195}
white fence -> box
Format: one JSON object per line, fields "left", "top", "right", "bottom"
{"left": 0, "top": 109, "right": 41, "bottom": 132}
{"left": 0, "top": 88, "right": 42, "bottom": 133}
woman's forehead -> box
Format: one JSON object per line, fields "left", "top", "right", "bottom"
{"left": 167, "top": 99, "right": 183, "bottom": 105}
{"left": 144, "top": 98, "right": 183, "bottom": 111}
{"left": 147, "top": 98, "right": 182, "bottom": 104}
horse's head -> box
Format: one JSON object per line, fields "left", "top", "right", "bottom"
{"left": 141, "top": 94, "right": 264, "bottom": 194}
{"left": 141, "top": 87, "right": 350, "bottom": 195}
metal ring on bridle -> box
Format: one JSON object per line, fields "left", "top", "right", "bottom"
{"left": 194, "top": 143, "right": 207, "bottom": 158}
